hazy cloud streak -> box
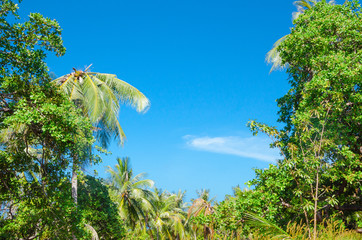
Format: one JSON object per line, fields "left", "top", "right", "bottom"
{"left": 184, "top": 135, "right": 280, "bottom": 162}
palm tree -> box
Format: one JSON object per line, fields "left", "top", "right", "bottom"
{"left": 188, "top": 189, "right": 216, "bottom": 240}
{"left": 107, "top": 157, "right": 155, "bottom": 229}
{"left": 188, "top": 189, "right": 215, "bottom": 217}
{"left": 266, "top": 0, "right": 336, "bottom": 72}
{"left": 53, "top": 66, "right": 150, "bottom": 204}
{"left": 150, "top": 189, "right": 188, "bottom": 240}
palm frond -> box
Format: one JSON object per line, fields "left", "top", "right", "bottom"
{"left": 266, "top": 35, "right": 288, "bottom": 73}
{"left": 294, "top": 0, "right": 314, "bottom": 9}
{"left": 84, "top": 224, "right": 99, "bottom": 240}
{"left": 95, "top": 73, "right": 150, "bottom": 113}
{"left": 58, "top": 74, "right": 74, "bottom": 88}
{"left": 0, "top": 123, "right": 26, "bottom": 145}
{"left": 244, "top": 212, "right": 291, "bottom": 239}
{"left": 132, "top": 178, "right": 154, "bottom": 188}
{"left": 82, "top": 73, "right": 104, "bottom": 123}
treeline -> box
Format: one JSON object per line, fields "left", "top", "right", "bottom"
{"left": 204, "top": 1, "right": 362, "bottom": 239}
{"left": 0, "top": 0, "right": 361, "bottom": 239}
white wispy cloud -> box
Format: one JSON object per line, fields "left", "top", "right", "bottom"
{"left": 184, "top": 135, "right": 280, "bottom": 162}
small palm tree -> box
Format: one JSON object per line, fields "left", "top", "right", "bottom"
{"left": 188, "top": 189, "right": 216, "bottom": 240}
{"left": 107, "top": 157, "right": 155, "bottom": 229}
{"left": 189, "top": 189, "right": 215, "bottom": 217}
{"left": 150, "top": 189, "right": 188, "bottom": 240}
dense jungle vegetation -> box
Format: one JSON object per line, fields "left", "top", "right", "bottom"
{"left": 0, "top": 0, "right": 361, "bottom": 239}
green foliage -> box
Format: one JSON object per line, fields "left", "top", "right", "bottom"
{"left": 276, "top": 0, "right": 361, "bottom": 226}
{"left": 248, "top": 219, "right": 361, "bottom": 240}
{"left": 243, "top": 1, "right": 362, "bottom": 238}
{"left": 266, "top": 0, "right": 338, "bottom": 72}
{"left": 78, "top": 175, "right": 125, "bottom": 239}
{"left": 0, "top": 0, "right": 65, "bottom": 88}
{"left": 196, "top": 187, "right": 284, "bottom": 238}
{"left": 0, "top": 80, "right": 95, "bottom": 239}
{"left": 0, "top": 1, "right": 95, "bottom": 238}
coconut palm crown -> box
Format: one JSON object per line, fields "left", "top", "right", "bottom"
{"left": 53, "top": 65, "right": 150, "bottom": 147}
{"left": 150, "top": 189, "right": 188, "bottom": 239}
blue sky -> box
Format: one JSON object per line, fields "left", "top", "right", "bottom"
{"left": 18, "top": 0, "right": 316, "bottom": 201}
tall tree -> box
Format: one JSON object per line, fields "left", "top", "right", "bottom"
{"left": 276, "top": 0, "right": 361, "bottom": 221}
{"left": 247, "top": 0, "right": 361, "bottom": 234}
{"left": 0, "top": 1, "right": 95, "bottom": 238}
{"left": 53, "top": 67, "right": 150, "bottom": 204}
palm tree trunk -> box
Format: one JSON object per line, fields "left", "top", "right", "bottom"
{"left": 71, "top": 164, "right": 78, "bottom": 204}
{"left": 72, "top": 153, "right": 79, "bottom": 204}
{"left": 71, "top": 163, "right": 78, "bottom": 240}
{"left": 313, "top": 168, "right": 319, "bottom": 240}
{"left": 145, "top": 215, "right": 154, "bottom": 240}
